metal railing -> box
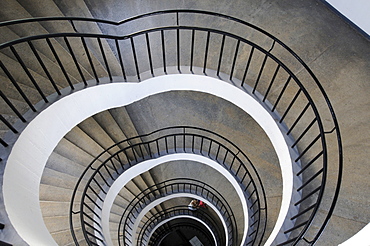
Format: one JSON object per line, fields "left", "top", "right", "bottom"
{"left": 137, "top": 205, "right": 223, "bottom": 246}
{"left": 0, "top": 10, "right": 342, "bottom": 246}
{"left": 119, "top": 179, "right": 232, "bottom": 246}
{"left": 148, "top": 220, "right": 215, "bottom": 246}
{"left": 70, "top": 126, "right": 265, "bottom": 246}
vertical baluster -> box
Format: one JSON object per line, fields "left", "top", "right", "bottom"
{"left": 0, "top": 90, "right": 26, "bottom": 122}
{"left": 64, "top": 37, "right": 87, "bottom": 85}
{"left": 190, "top": 30, "right": 195, "bottom": 73}
{"left": 0, "top": 61, "right": 36, "bottom": 111}
{"left": 97, "top": 37, "right": 112, "bottom": 81}
{"left": 272, "top": 76, "right": 292, "bottom": 112}
{"left": 115, "top": 39, "right": 127, "bottom": 81}
{"left": 241, "top": 46, "right": 255, "bottom": 87}
{"left": 263, "top": 64, "right": 280, "bottom": 102}
{"left": 147, "top": 142, "right": 153, "bottom": 158}
{"left": 287, "top": 103, "right": 310, "bottom": 135}
{"left": 130, "top": 37, "right": 140, "bottom": 81}
{"left": 145, "top": 33, "right": 154, "bottom": 76}
{"left": 0, "top": 115, "right": 18, "bottom": 133}
{"left": 217, "top": 34, "right": 226, "bottom": 77}
{"left": 207, "top": 140, "right": 213, "bottom": 158}
{"left": 161, "top": 30, "right": 166, "bottom": 74}
{"left": 174, "top": 135, "right": 177, "bottom": 152}
{"left": 177, "top": 28, "right": 180, "bottom": 72}
{"left": 27, "top": 41, "right": 61, "bottom": 95}
{"left": 229, "top": 39, "right": 240, "bottom": 81}
{"left": 280, "top": 88, "right": 302, "bottom": 123}
{"left": 203, "top": 31, "right": 211, "bottom": 74}
{"left": 165, "top": 137, "right": 168, "bottom": 153}
{"left": 46, "top": 38, "right": 74, "bottom": 89}
{"left": 292, "top": 118, "right": 317, "bottom": 148}
{"left": 81, "top": 37, "right": 99, "bottom": 83}
{"left": 0, "top": 138, "right": 8, "bottom": 147}
{"left": 253, "top": 53, "right": 268, "bottom": 94}
{"left": 9, "top": 45, "right": 48, "bottom": 102}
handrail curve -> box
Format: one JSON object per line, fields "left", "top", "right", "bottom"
{"left": 0, "top": 10, "right": 342, "bottom": 246}
{"left": 137, "top": 205, "right": 223, "bottom": 246}
{"left": 72, "top": 126, "right": 264, "bottom": 246}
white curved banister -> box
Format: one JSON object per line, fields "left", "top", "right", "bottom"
{"left": 100, "top": 154, "right": 247, "bottom": 246}
{"left": 4, "top": 74, "right": 297, "bottom": 245}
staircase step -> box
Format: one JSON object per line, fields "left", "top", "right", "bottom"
{"left": 40, "top": 201, "right": 71, "bottom": 218}
{"left": 111, "top": 201, "right": 128, "bottom": 217}
{"left": 112, "top": 192, "right": 130, "bottom": 209}
{"left": 41, "top": 167, "right": 81, "bottom": 189}
{"left": 65, "top": 238, "right": 89, "bottom": 246}
{"left": 109, "top": 213, "right": 122, "bottom": 224}
{"left": 53, "top": 138, "right": 98, "bottom": 168}
{"left": 43, "top": 215, "right": 79, "bottom": 234}
{"left": 92, "top": 110, "right": 131, "bottom": 147}
{"left": 0, "top": 1, "right": 124, "bottom": 89}
{"left": 0, "top": 49, "right": 64, "bottom": 95}
{"left": 109, "top": 107, "right": 141, "bottom": 139}
{"left": 50, "top": 227, "right": 82, "bottom": 246}
{"left": 0, "top": 26, "right": 83, "bottom": 89}
{"left": 47, "top": 0, "right": 122, "bottom": 76}
{"left": 45, "top": 152, "right": 87, "bottom": 178}
{"left": 20, "top": 0, "right": 122, "bottom": 79}
{"left": 64, "top": 126, "right": 112, "bottom": 163}
{"left": 0, "top": 113, "right": 19, "bottom": 132}
{"left": 77, "top": 116, "right": 120, "bottom": 155}
{"left": 0, "top": 66, "right": 47, "bottom": 108}
{"left": 39, "top": 184, "right": 78, "bottom": 202}
{"left": 0, "top": 1, "right": 99, "bottom": 82}
{"left": 0, "top": 129, "right": 9, "bottom": 140}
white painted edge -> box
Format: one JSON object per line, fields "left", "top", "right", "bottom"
{"left": 325, "top": 0, "right": 370, "bottom": 35}
{"left": 3, "top": 74, "right": 293, "bottom": 246}
{"left": 101, "top": 154, "right": 246, "bottom": 246}
{"left": 338, "top": 223, "right": 370, "bottom": 246}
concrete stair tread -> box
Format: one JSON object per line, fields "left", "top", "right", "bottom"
{"left": 64, "top": 126, "right": 112, "bottom": 162}
{"left": 92, "top": 110, "right": 130, "bottom": 146}
{"left": 45, "top": 152, "right": 87, "bottom": 178}
{"left": 40, "top": 200, "right": 72, "bottom": 217}
{"left": 43, "top": 215, "right": 78, "bottom": 234}
{"left": 0, "top": 113, "right": 20, "bottom": 131}
{"left": 53, "top": 138, "right": 98, "bottom": 167}
{"left": 41, "top": 167, "right": 81, "bottom": 190}
{"left": 0, "top": 1, "right": 102, "bottom": 82}
{"left": 109, "top": 107, "right": 141, "bottom": 140}
{"left": 39, "top": 183, "right": 78, "bottom": 202}
{"left": 0, "top": 51, "right": 63, "bottom": 97}
{"left": 41, "top": 0, "right": 122, "bottom": 75}
{"left": 77, "top": 116, "right": 120, "bottom": 155}
{"left": 50, "top": 226, "right": 83, "bottom": 246}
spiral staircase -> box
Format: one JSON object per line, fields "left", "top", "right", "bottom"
{"left": 0, "top": 1, "right": 369, "bottom": 246}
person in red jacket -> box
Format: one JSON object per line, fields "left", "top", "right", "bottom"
{"left": 198, "top": 200, "right": 207, "bottom": 209}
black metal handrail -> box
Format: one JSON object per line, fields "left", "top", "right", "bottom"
{"left": 71, "top": 126, "right": 264, "bottom": 246}
{"left": 0, "top": 10, "right": 342, "bottom": 246}
{"left": 137, "top": 205, "right": 223, "bottom": 246}
{"left": 148, "top": 221, "right": 215, "bottom": 246}
{"left": 119, "top": 179, "right": 232, "bottom": 246}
